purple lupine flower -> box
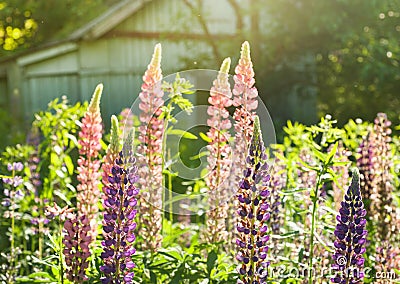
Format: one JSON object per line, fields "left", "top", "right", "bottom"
{"left": 331, "top": 168, "right": 367, "bottom": 283}
{"left": 7, "top": 162, "right": 23, "bottom": 172}
{"left": 236, "top": 116, "right": 270, "bottom": 283}
{"left": 100, "top": 148, "right": 139, "bottom": 284}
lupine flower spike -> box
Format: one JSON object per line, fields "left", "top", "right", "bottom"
{"left": 229, "top": 41, "right": 259, "bottom": 247}
{"left": 137, "top": 43, "right": 164, "bottom": 252}
{"left": 205, "top": 57, "right": 232, "bottom": 243}
{"left": 100, "top": 130, "right": 139, "bottom": 284}
{"left": 77, "top": 84, "right": 103, "bottom": 239}
{"left": 236, "top": 116, "right": 271, "bottom": 284}
{"left": 331, "top": 168, "right": 367, "bottom": 284}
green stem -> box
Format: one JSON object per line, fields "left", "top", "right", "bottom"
{"left": 308, "top": 165, "right": 327, "bottom": 284}
{"left": 9, "top": 169, "right": 16, "bottom": 283}
{"left": 38, "top": 200, "right": 43, "bottom": 260}
{"left": 10, "top": 208, "right": 15, "bottom": 282}
{"left": 168, "top": 150, "right": 173, "bottom": 229}
{"left": 59, "top": 219, "right": 64, "bottom": 284}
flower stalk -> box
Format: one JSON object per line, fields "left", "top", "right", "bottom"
{"left": 100, "top": 138, "right": 139, "bottom": 284}
{"left": 205, "top": 57, "right": 233, "bottom": 243}
{"left": 137, "top": 44, "right": 164, "bottom": 252}
{"left": 236, "top": 116, "right": 270, "bottom": 284}
{"left": 77, "top": 84, "right": 103, "bottom": 240}
{"left": 331, "top": 168, "right": 367, "bottom": 284}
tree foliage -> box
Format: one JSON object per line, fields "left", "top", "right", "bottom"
{"left": 0, "top": 0, "right": 118, "bottom": 55}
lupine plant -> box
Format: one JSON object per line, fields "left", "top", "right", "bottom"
{"left": 76, "top": 84, "right": 103, "bottom": 240}
{"left": 0, "top": 42, "right": 399, "bottom": 284}
{"left": 204, "top": 57, "right": 232, "bottom": 244}
{"left": 136, "top": 43, "right": 164, "bottom": 253}
{"left": 236, "top": 116, "right": 271, "bottom": 284}
{"left": 228, "top": 41, "right": 259, "bottom": 247}
{"left": 331, "top": 168, "right": 367, "bottom": 283}
{"left": 100, "top": 133, "right": 139, "bottom": 284}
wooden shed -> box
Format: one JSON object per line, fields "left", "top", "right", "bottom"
{"left": 0, "top": 0, "right": 250, "bottom": 125}
{"left": 0, "top": 0, "right": 316, "bottom": 130}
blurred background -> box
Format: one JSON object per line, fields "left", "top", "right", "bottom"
{"left": 0, "top": 0, "right": 399, "bottom": 149}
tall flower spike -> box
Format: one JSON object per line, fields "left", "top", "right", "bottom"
{"left": 205, "top": 57, "right": 232, "bottom": 243}
{"left": 228, "top": 42, "right": 259, "bottom": 247}
{"left": 369, "top": 113, "right": 394, "bottom": 241}
{"left": 100, "top": 131, "right": 139, "bottom": 284}
{"left": 236, "top": 116, "right": 271, "bottom": 284}
{"left": 137, "top": 43, "right": 164, "bottom": 252}
{"left": 77, "top": 83, "right": 103, "bottom": 240}
{"left": 331, "top": 168, "right": 367, "bottom": 284}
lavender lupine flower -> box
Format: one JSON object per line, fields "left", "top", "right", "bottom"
{"left": 2, "top": 162, "right": 24, "bottom": 187}
{"left": 331, "top": 168, "right": 367, "bottom": 284}
{"left": 119, "top": 108, "right": 135, "bottom": 135}
{"left": 236, "top": 116, "right": 270, "bottom": 284}
{"left": 369, "top": 113, "right": 394, "bottom": 240}
{"left": 63, "top": 214, "right": 91, "bottom": 283}
{"left": 356, "top": 134, "right": 374, "bottom": 211}
{"left": 100, "top": 143, "right": 139, "bottom": 284}
{"left": 77, "top": 84, "right": 103, "bottom": 239}
{"left": 26, "top": 126, "right": 42, "bottom": 193}
{"left": 268, "top": 153, "right": 285, "bottom": 236}
{"left": 2, "top": 162, "right": 24, "bottom": 210}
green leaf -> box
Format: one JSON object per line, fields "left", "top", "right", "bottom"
{"left": 311, "top": 147, "right": 327, "bottom": 162}
{"left": 50, "top": 152, "right": 59, "bottom": 166}
{"left": 326, "top": 141, "right": 338, "bottom": 165}
{"left": 158, "top": 249, "right": 183, "bottom": 262}
{"left": 64, "top": 155, "right": 74, "bottom": 175}
{"left": 199, "top": 132, "right": 212, "bottom": 143}
{"left": 167, "top": 129, "right": 197, "bottom": 139}
{"left": 207, "top": 250, "right": 218, "bottom": 275}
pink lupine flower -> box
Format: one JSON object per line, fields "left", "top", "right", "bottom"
{"left": 136, "top": 44, "right": 164, "bottom": 252}
{"left": 228, "top": 42, "right": 259, "bottom": 246}
{"left": 205, "top": 58, "right": 233, "bottom": 243}
{"left": 77, "top": 84, "right": 103, "bottom": 240}
{"left": 232, "top": 41, "right": 258, "bottom": 112}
